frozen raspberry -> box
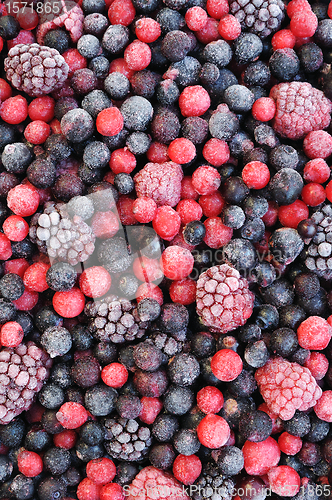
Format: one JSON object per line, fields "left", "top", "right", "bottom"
{"left": 4, "top": 44, "right": 69, "bottom": 97}
{"left": 134, "top": 162, "right": 184, "bottom": 207}
{"left": 36, "top": 0, "right": 84, "bottom": 45}
{"left": 255, "top": 356, "right": 323, "bottom": 420}
{"left": 196, "top": 264, "right": 254, "bottom": 334}
{"left": 270, "top": 82, "right": 332, "bottom": 140}
{"left": 126, "top": 466, "right": 190, "bottom": 500}
{"left": 0, "top": 342, "right": 52, "bottom": 425}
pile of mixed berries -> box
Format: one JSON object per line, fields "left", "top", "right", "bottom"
{"left": 2, "top": 0, "right": 332, "bottom": 499}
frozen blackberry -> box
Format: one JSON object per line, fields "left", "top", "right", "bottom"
{"left": 151, "top": 107, "right": 181, "bottom": 144}
{"left": 164, "top": 56, "right": 201, "bottom": 88}
{"left": 209, "top": 106, "right": 240, "bottom": 141}
{"left": 147, "top": 330, "right": 186, "bottom": 359}
{"left": 243, "top": 61, "right": 271, "bottom": 86}
{"left": 0, "top": 273, "right": 24, "bottom": 301}
{"left": 121, "top": 96, "right": 153, "bottom": 131}
{"left": 233, "top": 33, "right": 263, "bottom": 64}
{"left": 192, "top": 462, "right": 235, "bottom": 500}
{"left": 116, "top": 395, "right": 142, "bottom": 419}
{"left": 71, "top": 356, "right": 101, "bottom": 388}
{"left": 1, "top": 143, "right": 33, "bottom": 175}
{"left": 26, "top": 155, "right": 56, "bottom": 189}
{"left": 44, "top": 29, "right": 70, "bottom": 54}
{"left": 126, "top": 132, "right": 151, "bottom": 155}
{"left": 61, "top": 108, "right": 94, "bottom": 143}
{"left": 282, "top": 410, "right": 311, "bottom": 437}
{"left": 152, "top": 414, "right": 179, "bottom": 442}
{"left": 156, "top": 80, "right": 180, "bottom": 106}
{"left": 80, "top": 421, "right": 104, "bottom": 446}
{"left": 158, "top": 303, "right": 189, "bottom": 334}
{"left": 85, "top": 295, "right": 149, "bottom": 344}
{"left": 173, "top": 428, "right": 200, "bottom": 455}
{"left": 50, "top": 363, "right": 72, "bottom": 388}
{"left": 269, "top": 144, "right": 298, "bottom": 170}
{"left": 298, "top": 43, "right": 323, "bottom": 73}
{"left": 167, "top": 353, "right": 200, "bottom": 386}
{"left": 269, "top": 48, "right": 300, "bottom": 81}
{"left": 5, "top": 43, "right": 68, "bottom": 96}
{"left": 163, "top": 385, "right": 194, "bottom": 415}
{"left": 40, "top": 326, "right": 72, "bottom": 358}
{"left": 84, "top": 383, "right": 118, "bottom": 416}
{"left": 114, "top": 173, "right": 134, "bottom": 194}
{"left": 244, "top": 340, "right": 269, "bottom": 368}
{"left": 104, "top": 416, "right": 152, "bottom": 461}
{"left": 77, "top": 34, "right": 101, "bottom": 59}
{"left": 81, "top": 90, "right": 112, "bottom": 119}
{"left": 104, "top": 72, "right": 130, "bottom": 100}
{"left": 149, "top": 443, "right": 175, "bottom": 470}
{"left": 156, "top": 8, "right": 185, "bottom": 34}
{"left": 102, "top": 24, "right": 130, "bottom": 54}
{"left": 133, "top": 369, "right": 168, "bottom": 397}
{"left": 38, "top": 384, "right": 64, "bottom": 409}
{"left": 230, "top": 0, "right": 284, "bottom": 38}
{"left": 89, "top": 56, "right": 109, "bottom": 78}
{"left": 303, "top": 204, "right": 332, "bottom": 278}
{"left": 238, "top": 410, "right": 272, "bottom": 442}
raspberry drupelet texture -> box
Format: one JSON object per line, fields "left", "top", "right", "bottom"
{"left": 36, "top": 0, "right": 84, "bottom": 45}
{"left": 0, "top": 341, "right": 52, "bottom": 425}
{"left": 126, "top": 466, "right": 190, "bottom": 500}
{"left": 196, "top": 264, "right": 254, "bottom": 334}
{"left": 134, "top": 162, "right": 184, "bottom": 207}
{"left": 255, "top": 356, "right": 322, "bottom": 420}
{"left": 4, "top": 44, "right": 69, "bottom": 97}
{"left": 270, "top": 82, "right": 332, "bottom": 140}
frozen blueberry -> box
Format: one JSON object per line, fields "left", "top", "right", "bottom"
{"left": 0, "top": 273, "right": 24, "bottom": 300}
{"left": 173, "top": 429, "right": 200, "bottom": 455}
{"left": 27, "top": 155, "right": 56, "bottom": 189}
{"left": 84, "top": 384, "right": 118, "bottom": 416}
{"left": 82, "top": 90, "right": 112, "bottom": 119}
{"left": 104, "top": 72, "right": 130, "bottom": 100}
{"left": 77, "top": 34, "right": 101, "bottom": 58}
{"left": 121, "top": 96, "right": 153, "bottom": 131}
{"left": 168, "top": 353, "right": 200, "bottom": 386}
{"left": 269, "top": 48, "right": 300, "bottom": 81}
{"left": 216, "top": 446, "right": 244, "bottom": 475}
{"left": 223, "top": 85, "right": 255, "bottom": 113}
{"left": 89, "top": 56, "right": 110, "bottom": 78}
{"left": 38, "top": 384, "right": 64, "bottom": 410}
{"left": 44, "top": 29, "right": 70, "bottom": 53}
{"left": 40, "top": 326, "right": 72, "bottom": 358}
{"left": 269, "top": 144, "right": 299, "bottom": 170}
{"left": 152, "top": 414, "right": 179, "bottom": 441}
{"left": 126, "top": 132, "right": 151, "bottom": 155}
{"left": 269, "top": 169, "right": 304, "bottom": 205}
{"left": 149, "top": 443, "right": 175, "bottom": 470}
{"left": 298, "top": 43, "right": 323, "bottom": 73}
{"left": 282, "top": 411, "right": 311, "bottom": 437}
{"left": 156, "top": 80, "right": 180, "bottom": 105}
{"left": 102, "top": 25, "right": 130, "bottom": 54}
{"left": 114, "top": 173, "right": 134, "bottom": 194}
{"left": 61, "top": 109, "right": 94, "bottom": 143}
{"left": 163, "top": 385, "right": 194, "bottom": 415}
{"left": 46, "top": 263, "right": 77, "bottom": 292}
{"left": 243, "top": 61, "right": 271, "bottom": 87}
{"left": 183, "top": 221, "right": 206, "bottom": 245}
{"left": 83, "top": 13, "right": 109, "bottom": 37}
{"left": 1, "top": 143, "right": 33, "bottom": 174}
{"left": 233, "top": 33, "right": 263, "bottom": 64}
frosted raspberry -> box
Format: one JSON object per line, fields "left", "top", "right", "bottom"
{"left": 255, "top": 356, "right": 322, "bottom": 421}
{"left": 126, "top": 466, "right": 190, "bottom": 500}
{"left": 36, "top": 0, "right": 84, "bottom": 45}
{"left": 4, "top": 44, "right": 68, "bottom": 97}
{"left": 196, "top": 264, "right": 254, "bottom": 334}
{"left": 270, "top": 82, "right": 331, "bottom": 140}
{"left": 0, "top": 341, "right": 52, "bottom": 425}
{"left": 134, "top": 162, "right": 184, "bottom": 207}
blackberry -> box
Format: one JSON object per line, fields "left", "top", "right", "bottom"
{"left": 152, "top": 414, "right": 179, "bottom": 441}
{"left": 163, "top": 385, "right": 194, "bottom": 415}
{"left": 147, "top": 330, "right": 186, "bottom": 358}
{"left": 29, "top": 201, "right": 95, "bottom": 265}
{"left": 104, "top": 416, "right": 152, "bottom": 461}
{"left": 85, "top": 295, "right": 149, "bottom": 344}
{"left": 149, "top": 443, "right": 176, "bottom": 469}
{"left": 230, "top": 0, "right": 284, "bottom": 38}
{"left": 104, "top": 72, "right": 130, "bottom": 100}
{"left": 192, "top": 462, "right": 235, "bottom": 500}
{"left": 0, "top": 273, "right": 24, "bottom": 301}
{"left": 71, "top": 356, "right": 101, "bottom": 388}
{"left": 44, "top": 134, "right": 72, "bottom": 162}
{"left": 44, "top": 29, "right": 70, "bottom": 54}
{"left": 5, "top": 43, "right": 68, "bottom": 96}
{"left": 89, "top": 56, "right": 110, "bottom": 78}
{"left": 84, "top": 384, "right": 118, "bottom": 416}
{"left": 126, "top": 132, "right": 151, "bottom": 155}
{"left": 81, "top": 90, "right": 112, "bottom": 119}
{"left": 173, "top": 429, "right": 200, "bottom": 455}
{"left": 303, "top": 204, "right": 332, "bottom": 279}
{"left": 83, "top": 13, "right": 109, "bottom": 37}
{"left": 238, "top": 410, "right": 272, "bottom": 442}
{"left": 167, "top": 353, "right": 200, "bottom": 386}
{"left": 1, "top": 143, "right": 33, "bottom": 174}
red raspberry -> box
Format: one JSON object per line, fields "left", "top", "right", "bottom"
{"left": 196, "top": 264, "right": 254, "bottom": 333}
{"left": 297, "top": 316, "right": 332, "bottom": 350}
{"left": 303, "top": 130, "right": 332, "bottom": 159}
{"left": 267, "top": 466, "right": 301, "bottom": 497}
{"left": 278, "top": 432, "right": 302, "bottom": 455}
{"left": 255, "top": 356, "right": 323, "bottom": 420}
{"left": 134, "top": 162, "right": 183, "bottom": 207}
{"left": 314, "top": 390, "right": 332, "bottom": 422}
{"left": 243, "top": 437, "right": 280, "bottom": 475}
{"left": 270, "top": 82, "right": 332, "bottom": 140}
{"left": 36, "top": 0, "right": 84, "bottom": 44}
{"left": 126, "top": 466, "right": 190, "bottom": 500}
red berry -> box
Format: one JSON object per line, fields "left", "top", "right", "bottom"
{"left": 278, "top": 200, "right": 309, "bottom": 228}
{"left": 272, "top": 29, "right": 296, "bottom": 50}
{"left": 326, "top": 180, "right": 332, "bottom": 202}
{"left": 7, "top": 30, "right": 35, "bottom": 50}
{"left": 267, "top": 466, "right": 301, "bottom": 497}
{"left": 185, "top": 7, "right": 208, "bottom": 31}
{"left": 303, "top": 130, "right": 332, "bottom": 159}
{"left": 17, "top": 450, "right": 43, "bottom": 478}
{"left": 0, "top": 321, "right": 24, "bottom": 348}
{"left": 242, "top": 437, "right": 280, "bottom": 475}
{"left": 53, "top": 288, "right": 86, "bottom": 318}
{"left": 117, "top": 195, "right": 138, "bottom": 226}
{"left": 199, "top": 191, "right": 225, "bottom": 217}
{"left": 173, "top": 455, "right": 202, "bottom": 485}
{"left": 53, "top": 429, "right": 77, "bottom": 449}
{"left": 101, "top": 363, "right": 128, "bottom": 388}
{"left": 218, "top": 14, "right": 241, "bottom": 40}
{"left": 181, "top": 176, "right": 199, "bottom": 200}
{"left": 0, "top": 233, "right": 12, "bottom": 260}
{"left": 196, "top": 17, "right": 221, "bottom": 43}
{"left": 192, "top": 165, "right": 221, "bottom": 195}
{"left": 77, "top": 478, "right": 101, "bottom": 500}
{"left": 135, "top": 18, "right": 161, "bottom": 42}
{"left": 100, "top": 483, "right": 125, "bottom": 500}
{"left": 124, "top": 40, "right": 151, "bottom": 71}
{"left": 133, "top": 256, "right": 163, "bottom": 283}
{"left": 152, "top": 206, "right": 181, "bottom": 241}
{"left": 56, "top": 402, "right": 88, "bottom": 429}
{"left": 23, "top": 262, "right": 50, "bottom": 293}
{"left": 132, "top": 197, "right": 157, "bottom": 223}
{"left": 179, "top": 86, "right": 211, "bottom": 117}
{"left": 161, "top": 245, "right": 194, "bottom": 280}
{"left": 314, "top": 390, "right": 332, "bottom": 422}
{"left": 197, "top": 414, "right": 230, "bottom": 448}
{"left": 301, "top": 183, "right": 326, "bottom": 206}
{"left": 79, "top": 266, "right": 112, "bottom": 298}
{"left": 169, "top": 278, "right": 197, "bottom": 305}
{"left": 86, "top": 458, "right": 116, "bottom": 485}
{"left": 278, "top": 432, "right": 302, "bottom": 456}
{"left": 96, "top": 108, "right": 124, "bottom": 137}
{"left": 7, "top": 184, "right": 39, "bottom": 217}
{"left": 290, "top": 11, "right": 318, "bottom": 37}
{"left": 197, "top": 386, "right": 224, "bottom": 414}
{"left": 0, "top": 95, "right": 28, "bottom": 124}
{"left": 13, "top": 289, "right": 38, "bottom": 311}
{"left": 24, "top": 120, "right": 50, "bottom": 145}
{"left": 242, "top": 161, "right": 270, "bottom": 189}
{"left": 3, "top": 215, "right": 29, "bottom": 241}
{"left": 206, "top": 0, "right": 229, "bottom": 19}
{"left": 211, "top": 349, "right": 243, "bottom": 381}
{"left": 109, "top": 58, "right": 135, "bottom": 79}
{"left": 252, "top": 97, "right": 276, "bottom": 122}
{"left": 108, "top": 0, "right": 136, "bottom": 26}
{"left": 176, "top": 199, "right": 203, "bottom": 225}
{"left": 146, "top": 142, "right": 169, "bottom": 163}
{"left": 4, "top": 258, "right": 29, "bottom": 278}
{"left": 304, "top": 352, "right": 329, "bottom": 380}
{"left": 287, "top": 0, "right": 311, "bottom": 17}
{"left": 203, "top": 217, "right": 233, "bottom": 248}
{"left": 139, "top": 397, "right": 163, "bottom": 424}
{"left": 109, "top": 148, "right": 136, "bottom": 174}
{"left": 91, "top": 211, "right": 119, "bottom": 239}
{"left": 262, "top": 201, "right": 279, "bottom": 227}
{"left": 16, "top": 7, "right": 39, "bottom": 30}
{"left": 303, "top": 158, "right": 330, "bottom": 183}
{"left": 168, "top": 138, "right": 196, "bottom": 164}
{"left": 0, "top": 78, "right": 12, "bottom": 101}
{"left": 28, "top": 96, "right": 55, "bottom": 122}
{"left": 298, "top": 316, "right": 332, "bottom": 350}
{"left": 136, "top": 283, "right": 163, "bottom": 305}
{"left": 63, "top": 48, "right": 87, "bottom": 78}
{"left": 202, "top": 138, "right": 230, "bottom": 166}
